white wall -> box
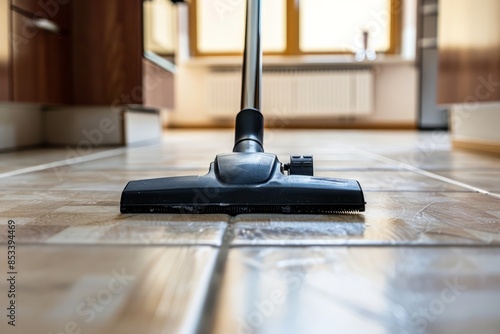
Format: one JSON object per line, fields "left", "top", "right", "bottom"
{"left": 371, "top": 63, "right": 418, "bottom": 123}
{"left": 172, "top": 59, "right": 418, "bottom": 127}
{"left": 171, "top": 2, "right": 418, "bottom": 127}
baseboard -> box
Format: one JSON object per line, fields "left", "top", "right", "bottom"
{"left": 274, "top": 121, "right": 417, "bottom": 130}
{"left": 0, "top": 103, "right": 43, "bottom": 150}
{"left": 450, "top": 103, "right": 500, "bottom": 155}
{"left": 168, "top": 119, "right": 417, "bottom": 130}
{"left": 453, "top": 138, "right": 500, "bottom": 155}
{"left": 124, "top": 107, "right": 162, "bottom": 144}
{"left": 0, "top": 103, "right": 162, "bottom": 150}
{"left": 44, "top": 106, "right": 161, "bottom": 146}
{"left": 44, "top": 106, "right": 124, "bottom": 145}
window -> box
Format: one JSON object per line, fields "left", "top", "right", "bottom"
{"left": 144, "top": 0, "right": 177, "bottom": 55}
{"left": 300, "top": 0, "right": 392, "bottom": 52}
{"left": 194, "top": 0, "right": 286, "bottom": 54}
{"left": 190, "top": 0, "right": 400, "bottom": 56}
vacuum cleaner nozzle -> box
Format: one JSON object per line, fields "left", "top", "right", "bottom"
{"left": 119, "top": 0, "right": 366, "bottom": 215}
{"left": 120, "top": 152, "right": 365, "bottom": 215}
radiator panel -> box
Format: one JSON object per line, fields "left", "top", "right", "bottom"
{"left": 207, "top": 68, "right": 373, "bottom": 118}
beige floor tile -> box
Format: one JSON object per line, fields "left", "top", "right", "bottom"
{"left": 0, "top": 129, "right": 499, "bottom": 334}
{"left": 71, "top": 154, "right": 217, "bottom": 171}
{"left": 0, "top": 202, "right": 228, "bottom": 245}
{"left": 0, "top": 169, "right": 208, "bottom": 191}
{"left": 0, "top": 147, "right": 112, "bottom": 173}
{"left": 435, "top": 171, "right": 500, "bottom": 192}
{"left": 373, "top": 150, "right": 500, "bottom": 172}
{"left": 316, "top": 170, "right": 468, "bottom": 192}
{"left": 231, "top": 192, "right": 500, "bottom": 245}
{"left": 0, "top": 245, "right": 217, "bottom": 334}
{"left": 312, "top": 154, "right": 396, "bottom": 170}
{"left": 212, "top": 247, "right": 500, "bottom": 334}
{"left": 0, "top": 188, "right": 228, "bottom": 245}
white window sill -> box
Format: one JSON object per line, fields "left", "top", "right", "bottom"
{"left": 182, "top": 54, "right": 415, "bottom": 68}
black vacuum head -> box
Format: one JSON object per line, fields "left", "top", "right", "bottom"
{"left": 120, "top": 152, "right": 365, "bottom": 215}
{"left": 120, "top": 1, "right": 366, "bottom": 216}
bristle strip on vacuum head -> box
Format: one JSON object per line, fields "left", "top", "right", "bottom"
{"left": 121, "top": 204, "right": 364, "bottom": 215}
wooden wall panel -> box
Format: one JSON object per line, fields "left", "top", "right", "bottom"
{"left": 72, "top": 0, "right": 143, "bottom": 105}
{"left": 437, "top": 0, "right": 500, "bottom": 104}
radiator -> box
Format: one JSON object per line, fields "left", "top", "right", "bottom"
{"left": 207, "top": 68, "right": 374, "bottom": 118}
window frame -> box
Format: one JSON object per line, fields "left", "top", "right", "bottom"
{"left": 189, "top": 0, "right": 402, "bottom": 56}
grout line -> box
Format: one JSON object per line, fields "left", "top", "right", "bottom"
{"left": 0, "top": 242, "right": 224, "bottom": 248}
{"left": 0, "top": 144, "right": 158, "bottom": 179}
{"left": 5, "top": 242, "right": 500, "bottom": 248}
{"left": 195, "top": 223, "right": 234, "bottom": 334}
{"left": 351, "top": 147, "right": 500, "bottom": 199}
{"left": 361, "top": 190, "right": 473, "bottom": 193}
{"left": 228, "top": 242, "right": 500, "bottom": 248}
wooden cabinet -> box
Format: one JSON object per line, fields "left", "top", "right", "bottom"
{"left": 0, "top": 0, "right": 10, "bottom": 100}
{"left": 438, "top": 0, "right": 500, "bottom": 104}
{"left": 12, "top": 0, "right": 56, "bottom": 15}
{"left": 71, "top": 0, "right": 143, "bottom": 105}
{"left": 11, "top": 2, "right": 71, "bottom": 104}
{"left": 3, "top": 0, "right": 152, "bottom": 107}
{"left": 11, "top": 10, "right": 41, "bottom": 102}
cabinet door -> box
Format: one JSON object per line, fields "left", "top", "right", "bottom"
{"left": 11, "top": 10, "right": 43, "bottom": 103}
{"left": 12, "top": 0, "right": 45, "bottom": 15}
{"left": 44, "top": 27, "right": 71, "bottom": 104}
{"left": 438, "top": 0, "right": 500, "bottom": 104}
{"left": 0, "top": 0, "right": 9, "bottom": 100}
{"left": 72, "top": 0, "right": 143, "bottom": 105}
{"left": 11, "top": 10, "right": 70, "bottom": 104}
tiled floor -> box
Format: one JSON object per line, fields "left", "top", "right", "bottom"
{"left": 0, "top": 130, "right": 499, "bottom": 333}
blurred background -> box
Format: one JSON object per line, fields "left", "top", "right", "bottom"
{"left": 0, "top": 0, "right": 499, "bottom": 153}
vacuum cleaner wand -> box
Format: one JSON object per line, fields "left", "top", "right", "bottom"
{"left": 119, "top": 0, "right": 366, "bottom": 215}
{"left": 234, "top": 0, "right": 264, "bottom": 154}
{"left": 241, "top": 0, "right": 261, "bottom": 112}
